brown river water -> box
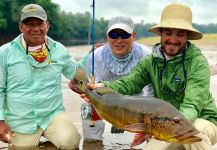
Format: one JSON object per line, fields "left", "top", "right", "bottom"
{"left": 1, "top": 45, "right": 217, "bottom": 150}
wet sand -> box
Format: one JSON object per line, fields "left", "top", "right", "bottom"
{"left": 1, "top": 45, "right": 217, "bottom": 150}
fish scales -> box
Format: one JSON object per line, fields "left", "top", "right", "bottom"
{"left": 69, "top": 68, "right": 202, "bottom": 145}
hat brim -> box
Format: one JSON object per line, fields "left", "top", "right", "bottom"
{"left": 107, "top": 23, "right": 133, "bottom": 34}
{"left": 21, "top": 15, "right": 47, "bottom": 22}
{"left": 148, "top": 22, "right": 202, "bottom": 40}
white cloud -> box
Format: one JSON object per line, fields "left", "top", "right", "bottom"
{"left": 52, "top": 0, "right": 217, "bottom": 24}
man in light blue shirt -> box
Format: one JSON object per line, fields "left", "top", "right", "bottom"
{"left": 0, "top": 4, "right": 80, "bottom": 149}
{"left": 81, "top": 16, "right": 153, "bottom": 142}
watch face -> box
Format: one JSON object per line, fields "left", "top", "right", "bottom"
{"left": 80, "top": 103, "right": 93, "bottom": 120}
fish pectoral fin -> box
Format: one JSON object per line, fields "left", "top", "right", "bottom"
{"left": 95, "top": 87, "right": 117, "bottom": 95}
{"left": 122, "top": 123, "right": 146, "bottom": 132}
{"left": 130, "top": 133, "right": 151, "bottom": 148}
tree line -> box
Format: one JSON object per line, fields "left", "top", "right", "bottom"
{"left": 0, "top": 0, "right": 216, "bottom": 46}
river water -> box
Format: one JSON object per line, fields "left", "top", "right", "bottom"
{"left": 1, "top": 45, "right": 217, "bottom": 150}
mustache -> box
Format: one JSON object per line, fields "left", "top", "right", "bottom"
{"left": 165, "top": 42, "right": 180, "bottom": 46}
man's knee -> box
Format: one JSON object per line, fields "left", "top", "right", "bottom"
{"left": 193, "top": 118, "right": 208, "bottom": 132}
{"left": 55, "top": 130, "right": 81, "bottom": 149}
{"left": 193, "top": 118, "right": 217, "bottom": 144}
{"left": 183, "top": 118, "right": 217, "bottom": 150}
{"left": 45, "top": 112, "right": 81, "bottom": 149}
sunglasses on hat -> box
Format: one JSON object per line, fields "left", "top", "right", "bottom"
{"left": 108, "top": 31, "right": 132, "bottom": 39}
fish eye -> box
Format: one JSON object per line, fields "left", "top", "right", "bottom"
{"left": 173, "top": 117, "right": 180, "bottom": 123}
{"left": 79, "top": 80, "right": 84, "bottom": 85}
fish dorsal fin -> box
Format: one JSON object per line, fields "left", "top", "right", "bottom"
{"left": 122, "top": 123, "right": 146, "bottom": 133}
{"left": 95, "top": 87, "right": 116, "bottom": 96}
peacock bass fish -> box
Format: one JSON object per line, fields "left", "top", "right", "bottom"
{"left": 68, "top": 68, "right": 201, "bottom": 147}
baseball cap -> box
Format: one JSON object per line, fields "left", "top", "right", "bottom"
{"left": 20, "top": 4, "right": 47, "bottom": 22}
{"left": 107, "top": 16, "right": 134, "bottom": 34}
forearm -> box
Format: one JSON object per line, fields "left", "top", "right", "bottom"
{"left": 0, "top": 74, "right": 6, "bottom": 120}
{"left": 0, "top": 106, "right": 5, "bottom": 120}
{"left": 0, "top": 48, "right": 7, "bottom": 120}
{"left": 103, "top": 65, "right": 147, "bottom": 95}
{"left": 0, "top": 88, "right": 5, "bottom": 120}
{"left": 0, "top": 80, "right": 6, "bottom": 120}
{"left": 179, "top": 60, "right": 210, "bottom": 122}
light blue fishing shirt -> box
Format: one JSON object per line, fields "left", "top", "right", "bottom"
{"left": 83, "top": 42, "right": 153, "bottom": 96}
{"left": 0, "top": 34, "right": 78, "bottom": 134}
{"left": 84, "top": 43, "right": 150, "bottom": 82}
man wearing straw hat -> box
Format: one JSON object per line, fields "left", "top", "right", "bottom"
{"left": 84, "top": 3, "right": 217, "bottom": 150}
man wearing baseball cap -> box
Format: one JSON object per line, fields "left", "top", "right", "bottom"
{"left": 0, "top": 4, "right": 81, "bottom": 149}
{"left": 83, "top": 3, "right": 217, "bottom": 150}
{"left": 80, "top": 16, "right": 152, "bottom": 142}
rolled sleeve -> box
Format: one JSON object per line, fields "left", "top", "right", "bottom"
{"left": 0, "top": 47, "right": 6, "bottom": 120}
{"left": 60, "top": 45, "right": 78, "bottom": 80}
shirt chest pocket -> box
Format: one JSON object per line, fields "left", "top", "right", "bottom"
{"left": 161, "top": 66, "right": 186, "bottom": 95}
{"left": 7, "top": 62, "right": 31, "bottom": 85}
{"left": 40, "top": 63, "right": 62, "bottom": 83}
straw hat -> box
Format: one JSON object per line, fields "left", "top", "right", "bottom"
{"left": 148, "top": 3, "right": 203, "bottom": 40}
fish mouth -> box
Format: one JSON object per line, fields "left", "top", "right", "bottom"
{"left": 173, "top": 130, "right": 202, "bottom": 144}
{"left": 68, "top": 79, "right": 82, "bottom": 94}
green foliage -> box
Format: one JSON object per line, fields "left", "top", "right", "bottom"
{"left": 0, "top": 0, "right": 216, "bottom": 46}
{"left": 134, "top": 21, "right": 156, "bottom": 39}
{"left": 0, "top": 1, "right": 6, "bottom": 29}
{"left": 0, "top": 0, "right": 108, "bottom": 45}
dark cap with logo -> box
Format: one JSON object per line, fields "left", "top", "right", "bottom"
{"left": 20, "top": 4, "right": 47, "bottom": 22}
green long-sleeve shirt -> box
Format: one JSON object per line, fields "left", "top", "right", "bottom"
{"left": 103, "top": 42, "right": 217, "bottom": 126}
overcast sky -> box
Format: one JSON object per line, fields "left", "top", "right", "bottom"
{"left": 51, "top": 0, "right": 217, "bottom": 24}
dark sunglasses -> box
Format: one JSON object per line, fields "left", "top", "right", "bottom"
{"left": 108, "top": 31, "right": 132, "bottom": 39}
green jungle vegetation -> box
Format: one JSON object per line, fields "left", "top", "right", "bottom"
{"left": 0, "top": 0, "right": 217, "bottom": 46}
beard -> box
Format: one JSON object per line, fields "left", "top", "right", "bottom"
{"left": 161, "top": 41, "right": 187, "bottom": 57}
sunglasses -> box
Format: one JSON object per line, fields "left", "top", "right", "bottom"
{"left": 108, "top": 31, "right": 132, "bottom": 39}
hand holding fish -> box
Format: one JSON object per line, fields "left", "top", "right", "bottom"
{"left": 80, "top": 83, "right": 105, "bottom": 103}
{"left": 87, "top": 82, "right": 105, "bottom": 89}
{"left": 69, "top": 68, "right": 202, "bottom": 147}
{"left": 80, "top": 94, "right": 90, "bottom": 103}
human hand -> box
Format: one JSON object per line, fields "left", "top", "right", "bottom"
{"left": 80, "top": 83, "right": 105, "bottom": 103}
{"left": 0, "top": 121, "right": 13, "bottom": 143}
{"left": 80, "top": 94, "right": 90, "bottom": 103}
{"left": 87, "top": 83, "right": 105, "bottom": 90}
{"left": 111, "top": 125, "right": 124, "bottom": 134}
